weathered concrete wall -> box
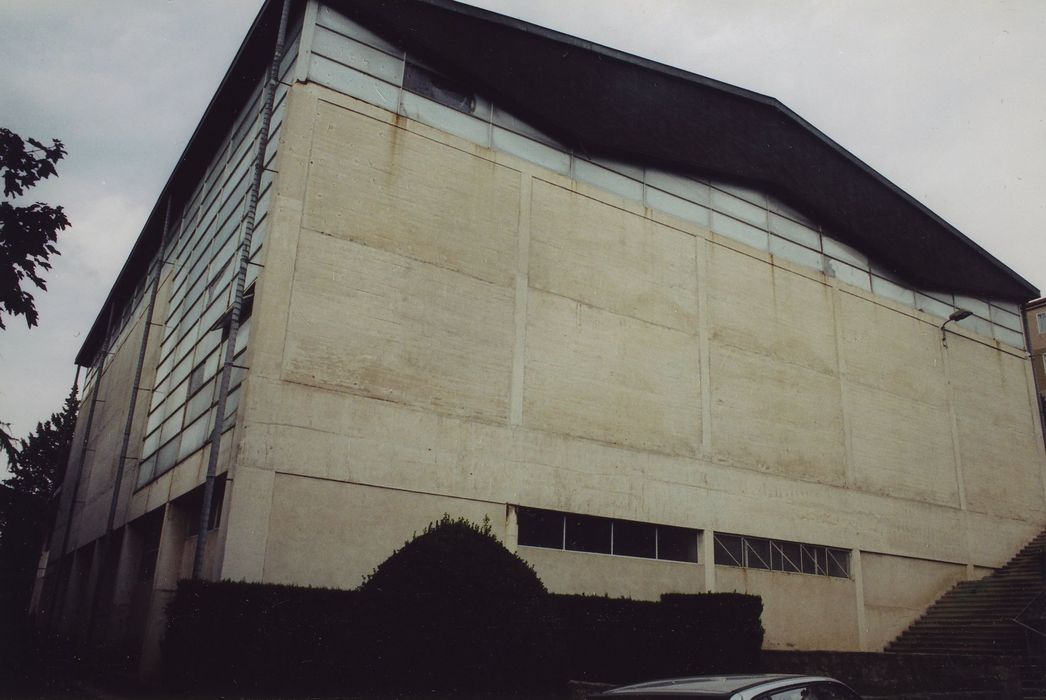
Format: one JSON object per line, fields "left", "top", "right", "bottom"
{"left": 519, "top": 546, "right": 705, "bottom": 600}
{"left": 860, "top": 553, "right": 967, "bottom": 651}
{"left": 262, "top": 475, "right": 505, "bottom": 589}
{"left": 225, "top": 82, "right": 1046, "bottom": 652}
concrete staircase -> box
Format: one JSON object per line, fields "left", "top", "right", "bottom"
{"left": 887, "top": 529, "right": 1046, "bottom": 699}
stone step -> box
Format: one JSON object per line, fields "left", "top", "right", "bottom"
{"left": 888, "top": 526, "right": 1046, "bottom": 669}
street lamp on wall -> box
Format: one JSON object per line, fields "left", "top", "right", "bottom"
{"left": 940, "top": 309, "right": 973, "bottom": 348}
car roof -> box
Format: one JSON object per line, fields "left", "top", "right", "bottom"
{"left": 597, "top": 674, "right": 838, "bottom": 698}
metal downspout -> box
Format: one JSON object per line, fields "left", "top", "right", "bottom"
{"left": 191, "top": 0, "right": 291, "bottom": 579}
{"left": 47, "top": 307, "right": 114, "bottom": 631}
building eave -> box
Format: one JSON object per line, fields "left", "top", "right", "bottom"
{"left": 78, "top": 0, "right": 1038, "bottom": 367}
{"left": 74, "top": 0, "right": 293, "bottom": 367}
{"left": 338, "top": 0, "right": 1037, "bottom": 303}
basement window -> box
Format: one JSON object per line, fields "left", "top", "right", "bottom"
{"left": 714, "top": 532, "right": 850, "bottom": 579}
{"left": 517, "top": 507, "right": 699, "bottom": 563}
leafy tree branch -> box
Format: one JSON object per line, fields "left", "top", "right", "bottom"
{"left": 0, "top": 127, "right": 70, "bottom": 329}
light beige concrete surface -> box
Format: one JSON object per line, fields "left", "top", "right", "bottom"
{"left": 950, "top": 334, "right": 1046, "bottom": 517}
{"left": 74, "top": 304, "right": 152, "bottom": 545}
{"left": 838, "top": 292, "right": 948, "bottom": 406}
{"left": 529, "top": 179, "right": 698, "bottom": 333}
{"left": 262, "top": 474, "right": 506, "bottom": 589}
{"left": 303, "top": 98, "right": 521, "bottom": 288}
{"left": 242, "top": 365, "right": 1035, "bottom": 568}
{"left": 219, "top": 466, "right": 276, "bottom": 582}
{"left": 283, "top": 230, "right": 516, "bottom": 424}
{"left": 709, "top": 343, "right": 845, "bottom": 483}
{"left": 847, "top": 382, "right": 959, "bottom": 506}
{"left": 860, "top": 553, "right": 966, "bottom": 651}
{"left": 717, "top": 565, "right": 860, "bottom": 650}
{"left": 707, "top": 244, "right": 837, "bottom": 376}
{"left": 523, "top": 289, "right": 701, "bottom": 457}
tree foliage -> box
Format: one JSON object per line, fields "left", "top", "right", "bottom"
{"left": 1, "top": 386, "right": 78, "bottom": 672}
{"left": 0, "top": 127, "right": 70, "bottom": 330}
{"left": 3, "top": 385, "right": 78, "bottom": 500}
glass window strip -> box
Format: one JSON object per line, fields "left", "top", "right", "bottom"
{"left": 717, "top": 532, "right": 850, "bottom": 579}
{"left": 517, "top": 507, "right": 697, "bottom": 563}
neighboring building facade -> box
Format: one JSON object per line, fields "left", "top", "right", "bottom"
{"left": 1025, "top": 297, "right": 1046, "bottom": 440}
{"left": 36, "top": 0, "right": 1046, "bottom": 672}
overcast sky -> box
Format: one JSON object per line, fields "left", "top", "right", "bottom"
{"left": 1, "top": 1, "right": 1044, "bottom": 478}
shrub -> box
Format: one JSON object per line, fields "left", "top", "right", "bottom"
{"left": 162, "top": 516, "right": 765, "bottom": 695}
{"left": 551, "top": 592, "right": 764, "bottom": 683}
{"left": 163, "top": 579, "right": 362, "bottom": 695}
{"left": 358, "top": 515, "right": 562, "bottom": 692}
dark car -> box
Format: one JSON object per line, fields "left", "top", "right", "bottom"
{"left": 593, "top": 674, "right": 863, "bottom": 700}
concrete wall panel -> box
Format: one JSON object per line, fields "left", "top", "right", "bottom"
{"left": 839, "top": 293, "right": 946, "bottom": 407}
{"left": 304, "top": 99, "right": 520, "bottom": 287}
{"left": 861, "top": 553, "right": 966, "bottom": 651}
{"left": 263, "top": 474, "right": 504, "bottom": 589}
{"left": 847, "top": 383, "right": 960, "bottom": 506}
{"left": 717, "top": 566, "right": 860, "bottom": 651}
{"left": 523, "top": 289, "right": 701, "bottom": 457}
{"left": 959, "top": 417, "right": 1045, "bottom": 517}
{"left": 710, "top": 344, "right": 846, "bottom": 484}
{"left": 283, "top": 230, "right": 516, "bottom": 423}
{"left": 529, "top": 179, "right": 698, "bottom": 332}
{"left": 707, "top": 244, "right": 837, "bottom": 376}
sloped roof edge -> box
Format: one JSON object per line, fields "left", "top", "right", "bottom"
{"left": 78, "top": 0, "right": 1036, "bottom": 366}
{"left": 338, "top": 0, "right": 1036, "bottom": 303}
{"left": 75, "top": 0, "right": 295, "bottom": 366}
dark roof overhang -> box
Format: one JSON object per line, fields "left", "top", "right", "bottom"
{"left": 77, "top": 0, "right": 1037, "bottom": 365}
{"left": 337, "top": 0, "right": 1037, "bottom": 304}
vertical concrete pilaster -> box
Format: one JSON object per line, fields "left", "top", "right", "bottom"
{"left": 139, "top": 504, "right": 188, "bottom": 679}
{"left": 942, "top": 341, "right": 968, "bottom": 513}
{"left": 696, "top": 239, "right": 712, "bottom": 457}
{"left": 703, "top": 530, "right": 716, "bottom": 593}
{"left": 76, "top": 542, "right": 105, "bottom": 645}
{"left": 294, "top": 0, "right": 318, "bottom": 84}
{"left": 829, "top": 280, "right": 856, "bottom": 486}
{"left": 510, "top": 175, "right": 532, "bottom": 427}
{"left": 218, "top": 467, "right": 276, "bottom": 582}
{"left": 505, "top": 504, "right": 519, "bottom": 553}
{"left": 107, "top": 526, "right": 140, "bottom": 649}
{"left": 852, "top": 549, "right": 868, "bottom": 651}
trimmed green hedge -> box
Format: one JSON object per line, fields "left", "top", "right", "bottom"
{"left": 358, "top": 516, "right": 560, "bottom": 692}
{"left": 163, "top": 580, "right": 363, "bottom": 695}
{"left": 163, "top": 517, "right": 763, "bottom": 696}
{"left": 549, "top": 592, "right": 764, "bottom": 683}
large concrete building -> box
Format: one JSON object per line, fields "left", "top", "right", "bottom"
{"left": 37, "top": 0, "right": 1046, "bottom": 672}
{"left": 1026, "top": 299, "right": 1046, "bottom": 402}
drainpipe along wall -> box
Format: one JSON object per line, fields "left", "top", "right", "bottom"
{"left": 191, "top": 0, "right": 292, "bottom": 580}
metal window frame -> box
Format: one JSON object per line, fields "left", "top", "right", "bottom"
{"left": 770, "top": 540, "right": 801, "bottom": 573}
{"left": 713, "top": 532, "right": 744, "bottom": 567}
{"left": 743, "top": 537, "right": 771, "bottom": 569}
{"left": 517, "top": 507, "right": 698, "bottom": 563}
{"left": 716, "top": 532, "right": 850, "bottom": 579}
